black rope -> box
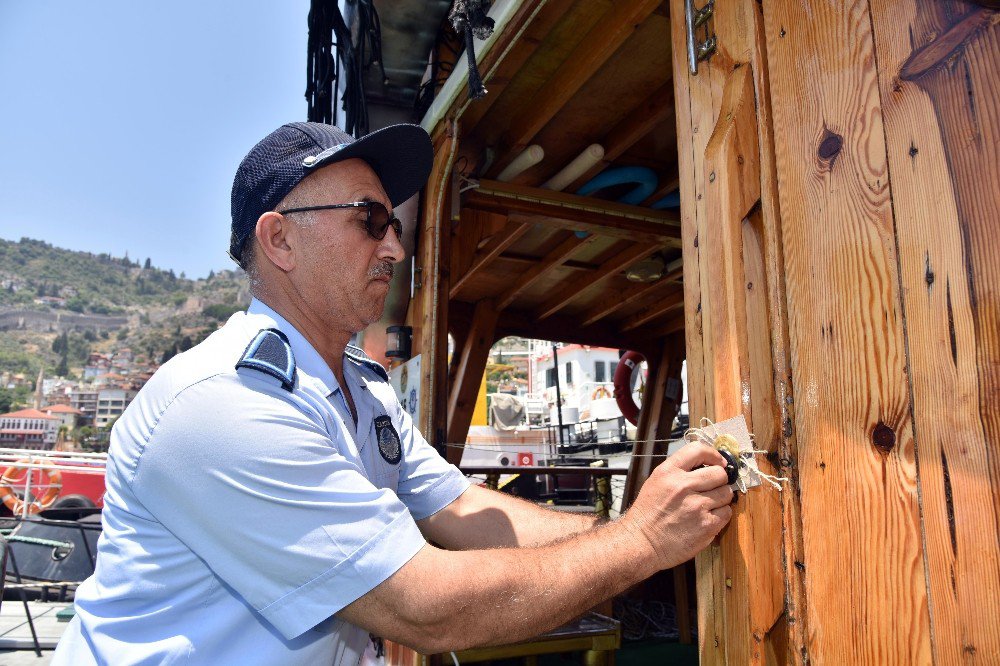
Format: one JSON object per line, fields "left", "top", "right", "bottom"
{"left": 448, "top": 0, "right": 494, "bottom": 101}
{"left": 306, "top": 0, "right": 385, "bottom": 136}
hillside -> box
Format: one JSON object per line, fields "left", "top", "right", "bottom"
{"left": 0, "top": 237, "right": 250, "bottom": 390}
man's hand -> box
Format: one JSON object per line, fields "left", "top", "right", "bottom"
{"left": 623, "top": 442, "right": 734, "bottom": 570}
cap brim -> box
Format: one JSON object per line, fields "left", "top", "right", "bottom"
{"left": 310, "top": 124, "right": 434, "bottom": 208}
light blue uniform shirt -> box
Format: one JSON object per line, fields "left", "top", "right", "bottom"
{"left": 54, "top": 299, "right": 470, "bottom": 665}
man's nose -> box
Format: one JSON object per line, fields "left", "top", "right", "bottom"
{"left": 378, "top": 224, "right": 405, "bottom": 264}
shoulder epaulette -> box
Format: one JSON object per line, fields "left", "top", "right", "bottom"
{"left": 236, "top": 328, "right": 296, "bottom": 391}
{"left": 345, "top": 344, "right": 389, "bottom": 381}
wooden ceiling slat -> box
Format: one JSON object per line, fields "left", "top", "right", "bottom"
{"left": 618, "top": 290, "right": 685, "bottom": 332}
{"left": 489, "top": 0, "right": 665, "bottom": 177}
{"left": 640, "top": 314, "right": 686, "bottom": 341}
{"left": 465, "top": 179, "right": 681, "bottom": 244}
{"left": 450, "top": 221, "right": 531, "bottom": 299}
{"left": 579, "top": 281, "right": 681, "bottom": 327}
{"left": 563, "top": 82, "right": 676, "bottom": 191}
{"left": 496, "top": 232, "right": 599, "bottom": 310}
{"left": 535, "top": 242, "right": 663, "bottom": 321}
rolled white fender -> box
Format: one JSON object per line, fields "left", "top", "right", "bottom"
{"left": 497, "top": 144, "right": 545, "bottom": 182}
{"left": 542, "top": 144, "right": 605, "bottom": 191}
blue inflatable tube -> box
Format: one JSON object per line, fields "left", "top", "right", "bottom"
{"left": 651, "top": 190, "right": 681, "bottom": 209}
{"left": 575, "top": 166, "right": 658, "bottom": 206}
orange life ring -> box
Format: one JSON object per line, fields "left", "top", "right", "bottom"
{"left": 591, "top": 385, "right": 613, "bottom": 400}
{"left": 614, "top": 351, "right": 646, "bottom": 426}
{"left": 0, "top": 461, "right": 63, "bottom": 516}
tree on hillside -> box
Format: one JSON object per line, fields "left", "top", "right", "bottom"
{"left": 144, "top": 257, "right": 152, "bottom": 269}
{"left": 161, "top": 342, "right": 178, "bottom": 364}
{"left": 52, "top": 331, "right": 69, "bottom": 355}
{"left": 0, "top": 388, "right": 13, "bottom": 413}
{"left": 56, "top": 353, "right": 69, "bottom": 377}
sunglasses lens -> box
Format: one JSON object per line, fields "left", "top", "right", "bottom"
{"left": 367, "top": 202, "right": 389, "bottom": 240}
{"left": 367, "top": 202, "right": 401, "bottom": 241}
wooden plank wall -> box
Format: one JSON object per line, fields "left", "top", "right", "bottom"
{"left": 869, "top": 2, "right": 1000, "bottom": 662}
{"left": 674, "top": 0, "right": 999, "bottom": 663}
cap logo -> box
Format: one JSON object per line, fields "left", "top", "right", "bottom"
{"left": 303, "top": 143, "right": 352, "bottom": 168}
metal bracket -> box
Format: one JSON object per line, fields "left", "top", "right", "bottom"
{"left": 685, "top": 0, "right": 716, "bottom": 75}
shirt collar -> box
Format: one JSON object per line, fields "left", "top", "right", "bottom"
{"left": 246, "top": 298, "right": 342, "bottom": 396}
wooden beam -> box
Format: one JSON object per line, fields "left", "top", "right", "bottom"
{"left": 450, "top": 221, "right": 531, "bottom": 298}
{"left": 618, "top": 291, "right": 685, "bottom": 332}
{"left": 446, "top": 299, "right": 499, "bottom": 459}
{"left": 641, "top": 313, "right": 687, "bottom": 340}
{"left": 492, "top": 0, "right": 664, "bottom": 176}
{"left": 482, "top": 307, "right": 659, "bottom": 359}
{"left": 498, "top": 253, "right": 601, "bottom": 273}
{"left": 465, "top": 179, "right": 681, "bottom": 244}
{"left": 579, "top": 281, "right": 682, "bottom": 328}
{"left": 416, "top": 125, "right": 458, "bottom": 453}
{"left": 496, "top": 232, "right": 599, "bottom": 310}
{"left": 565, "top": 83, "right": 677, "bottom": 192}
{"left": 535, "top": 243, "right": 664, "bottom": 320}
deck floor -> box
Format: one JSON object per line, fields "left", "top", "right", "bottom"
{"left": 0, "top": 600, "right": 71, "bottom": 663}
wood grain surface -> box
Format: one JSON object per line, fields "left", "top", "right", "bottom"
{"left": 870, "top": 2, "right": 1000, "bottom": 662}
{"left": 762, "top": 1, "right": 934, "bottom": 662}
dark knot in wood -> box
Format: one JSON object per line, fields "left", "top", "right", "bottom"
{"left": 818, "top": 129, "right": 843, "bottom": 163}
{"left": 872, "top": 421, "right": 896, "bottom": 454}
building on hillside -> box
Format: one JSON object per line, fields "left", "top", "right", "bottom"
{"left": 34, "top": 295, "right": 66, "bottom": 307}
{"left": 95, "top": 388, "right": 137, "bottom": 428}
{"left": 83, "top": 353, "right": 111, "bottom": 380}
{"left": 41, "top": 403, "right": 83, "bottom": 431}
{"left": 71, "top": 389, "right": 98, "bottom": 426}
{"left": 0, "top": 408, "right": 60, "bottom": 449}
{"left": 42, "top": 378, "right": 76, "bottom": 407}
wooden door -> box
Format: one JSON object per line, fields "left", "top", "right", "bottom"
{"left": 672, "top": 0, "right": 1000, "bottom": 663}
{"left": 670, "top": 0, "right": 791, "bottom": 663}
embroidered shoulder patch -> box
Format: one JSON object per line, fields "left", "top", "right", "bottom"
{"left": 345, "top": 344, "right": 389, "bottom": 381}
{"left": 236, "top": 328, "right": 296, "bottom": 391}
{"left": 374, "top": 415, "right": 402, "bottom": 464}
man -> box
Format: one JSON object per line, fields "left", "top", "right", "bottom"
{"left": 54, "top": 122, "right": 733, "bottom": 664}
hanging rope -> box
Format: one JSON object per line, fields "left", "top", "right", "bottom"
{"left": 306, "top": 0, "right": 385, "bottom": 136}
{"left": 448, "top": 0, "right": 494, "bottom": 101}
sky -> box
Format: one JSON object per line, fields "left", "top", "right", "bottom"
{"left": 0, "top": 1, "right": 312, "bottom": 278}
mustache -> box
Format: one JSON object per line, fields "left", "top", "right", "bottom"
{"left": 368, "top": 261, "right": 394, "bottom": 280}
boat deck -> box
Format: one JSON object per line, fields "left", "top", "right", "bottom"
{"left": 0, "top": 599, "right": 71, "bottom": 663}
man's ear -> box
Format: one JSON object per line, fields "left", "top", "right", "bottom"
{"left": 255, "top": 212, "right": 296, "bottom": 272}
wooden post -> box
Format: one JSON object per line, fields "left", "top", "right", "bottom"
{"left": 416, "top": 123, "right": 459, "bottom": 453}
{"left": 445, "top": 299, "right": 499, "bottom": 463}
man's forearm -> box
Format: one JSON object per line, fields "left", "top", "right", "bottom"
{"left": 419, "top": 483, "right": 605, "bottom": 550}
{"left": 345, "top": 517, "right": 656, "bottom": 654}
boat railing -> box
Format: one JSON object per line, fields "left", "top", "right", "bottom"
{"left": 0, "top": 448, "right": 108, "bottom": 520}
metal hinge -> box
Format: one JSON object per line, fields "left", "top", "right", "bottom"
{"left": 685, "top": 0, "right": 716, "bottom": 75}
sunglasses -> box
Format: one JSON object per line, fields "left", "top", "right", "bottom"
{"left": 276, "top": 201, "right": 402, "bottom": 241}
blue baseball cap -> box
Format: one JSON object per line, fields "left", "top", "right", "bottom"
{"left": 229, "top": 122, "right": 433, "bottom": 266}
